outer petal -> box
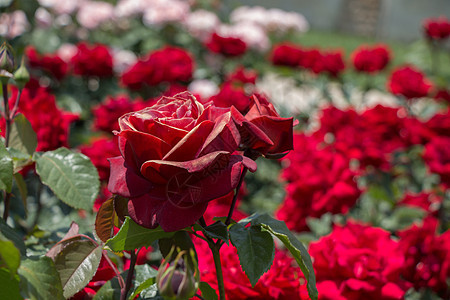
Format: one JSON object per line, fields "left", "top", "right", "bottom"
{"left": 250, "top": 116, "right": 293, "bottom": 154}
{"left": 107, "top": 156, "right": 152, "bottom": 197}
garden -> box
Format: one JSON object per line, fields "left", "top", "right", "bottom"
{"left": 0, "top": 0, "right": 449, "bottom": 299}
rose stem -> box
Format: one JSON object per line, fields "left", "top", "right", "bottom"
{"left": 103, "top": 250, "right": 125, "bottom": 290}
{"left": 9, "top": 88, "right": 22, "bottom": 119}
{"left": 225, "top": 167, "right": 248, "bottom": 226}
{"left": 2, "top": 83, "right": 11, "bottom": 221}
{"left": 209, "top": 241, "right": 226, "bottom": 300}
{"left": 120, "top": 249, "right": 138, "bottom": 300}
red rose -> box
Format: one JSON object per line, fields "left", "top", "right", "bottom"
{"left": 311, "top": 50, "right": 345, "bottom": 77}
{"left": 423, "top": 136, "right": 450, "bottom": 187}
{"left": 231, "top": 95, "right": 294, "bottom": 157}
{"left": 108, "top": 92, "right": 256, "bottom": 232}
{"left": 299, "top": 48, "right": 321, "bottom": 70}
{"left": 433, "top": 88, "right": 450, "bottom": 103}
{"left": 92, "top": 95, "right": 145, "bottom": 133}
{"left": 423, "top": 16, "right": 450, "bottom": 40}
{"left": 206, "top": 33, "right": 247, "bottom": 57}
{"left": 71, "top": 43, "right": 114, "bottom": 77}
{"left": 351, "top": 44, "right": 391, "bottom": 73}
{"left": 0, "top": 87, "right": 78, "bottom": 152}
{"left": 309, "top": 222, "right": 410, "bottom": 300}
{"left": 210, "top": 81, "right": 251, "bottom": 113}
{"left": 398, "top": 192, "right": 442, "bottom": 216}
{"left": 276, "top": 134, "right": 361, "bottom": 232}
{"left": 271, "top": 43, "right": 303, "bottom": 67}
{"left": 121, "top": 46, "right": 193, "bottom": 90}
{"left": 227, "top": 66, "right": 258, "bottom": 84}
{"left": 397, "top": 217, "right": 450, "bottom": 297}
{"left": 26, "top": 46, "right": 68, "bottom": 80}
{"left": 388, "top": 66, "right": 432, "bottom": 99}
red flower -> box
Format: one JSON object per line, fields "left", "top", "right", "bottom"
{"left": 195, "top": 237, "right": 305, "bottom": 299}
{"left": 0, "top": 87, "right": 78, "bottom": 152}
{"left": 108, "top": 92, "right": 256, "bottom": 232}
{"left": 433, "top": 88, "right": 450, "bottom": 103}
{"left": 388, "top": 66, "right": 432, "bottom": 99}
{"left": 227, "top": 66, "right": 258, "bottom": 84}
{"left": 231, "top": 95, "right": 294, "bottom": 157}
{"left": 423, "top": 136, "right": 450, "bottom": 187}
{"left": 206, "top": 33, "right": 247, "bottom": 57}
{"left": 276, "top": 134, "right": 361, "bottom": 232}
{"left": 121, "top": 46, "right": 193, "bottom": 90}
{"left": 25, "top": 46, "right": 68, "bottom": 80}
{"left": 397, "top": 217, "right": 450, "bottom": 297}
{"left": 210, "top": 81, "right": 252, "bottom": 113}
{"left": 271, "top": 43, "right": 303, "bottom": 67}
{"left": 310, "top": 50, "right": 346, "bottom": 77}
{"left": 79, "top": 136, "right": 121, "bottom": 182}
{"left": 398, "top": 192, "right": 442, "bottom": 216}
{"left": 351, "top": 44, "right": 391, "bottom": 73}
{"left": 92, "top": 95, "right": 144, "bottom": 134}
{"left": 299, "top": 48, "right": 321, "bottom": 70}
{"left": 423, "top": 16, "right": 450, "bottom": 40}
{"left": 71, "top": 43, "right": 114, "bottom": 77}
{"left": 309, "top": 222, "right": 410, "bottom": 300}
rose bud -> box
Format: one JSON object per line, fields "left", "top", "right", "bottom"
{"left": 156, "top": 248, "right": 199, "bottom": 300}
{"left": 13, "top": 56, "right": 30, "bottom": 89}
{"left": 0, "top": 42, "right": 15, "bottom": 83}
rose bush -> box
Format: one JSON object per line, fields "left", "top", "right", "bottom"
{"left": 108, "top": 92, "right": 257, "bottom": 231}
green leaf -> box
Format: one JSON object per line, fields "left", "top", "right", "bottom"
{"left": 137, "top": 283, "right": 161, "bottom": 299}
{"left": 54, "top": 239, "right": 103, "bottom": 298}
{"left": 0, "top": 219, "right": 25, "bottom": 256}
{"left": 105, "top": 217, "right": 175, "bottom": 252}
{"left": 203, "top": 221, "right": 229, "bottom": 244}
{"left": 7, "top": 147, "right": 33, "bottom": 173}
{"left": 199, "top": 282, "right": 218, "bottom": 300}
{"left": 0, "top": 138, "right": 13, "bottom": 192}
{"left": 129, "top": 265, "right": 158, "bottom": 300}
{"left": 13, "top": 173, "right": 27, "bottom": 211}
{"left": 0, "top": 232, "right": 20, "bottom": 274}
{"left": 9, "top": 113, "right": 37, "bottom": 156}
{"left": 158, "top": 231, "right": 196, "bottom": 263}
{"left": 0, "top": 267, "right": 21, "bottom": 300}
{"left": 229, "top": 223, "right": 274, "bottom": 286}
{"left": 240, "top": 213, "right": 318, "bottom": 300}
{"left": 34, "top": 147, "right": 100, "bottom": 210}
{"left": 18, "top": 256, "right": 64, "bottom": 300}
{"left": 93, "top": 270, "right": 127, "bottom": 300}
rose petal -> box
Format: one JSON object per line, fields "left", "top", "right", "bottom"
{"left": 163, "top": 120, "right": 215, "bottom": 161}
{"left": 107, "top": 156, "right": 152, "bottom": 197}
{"left": 147, "top": 121, "right": 188, "bottom": 146}
{"left": 250, "top": 115, "right": 293, "bottom": 154}
{"left": 199, "top": 111, "right": 241, "bottom": 155}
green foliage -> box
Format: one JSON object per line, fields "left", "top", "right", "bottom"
{"left": 34, "top": 147, "right": 100, "bottom": 211}
{"left": 18, "top": 256, "right": 64, "bottom": 300}
{"left": 53, "top": 239, "right": 103, "bottom": 298}
{"left": 199, "top": 282, "right": 218, "bottom": 300}
{"left": 0, "top": 219, "right": 25, "bottom": 256}
{"left": 202, "top": 221, "right": 229, "bottom": 244}
{"left": 106, "top": 217, "right": 176, "bottom": 252}
{"left": 239, "top": 213, "right": 318, "bottom": 300}
{"left": 93, "top": 270, "right": 127, "bottom": 300}
{"left": 0, "top": 138, "right": 13, "bottom": 192}
{"left": 9, "top": 113, "right": 37, "bottom": 156}
{"left": 0, "top": 232, "right": 20, "bottom": 274}
{"left": 129, "top": 264, "right": 158, "bottom": 300}
{"left": 229, "top": 222, "right": 275, "bottom": 287}
{"left": 0, "top": 267, "right": 21, "bottom": 300}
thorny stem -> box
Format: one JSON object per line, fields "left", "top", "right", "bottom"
{"left": 120, "top": 249, "right": 138, "bottom": 300}
{"left": 225, "top": 167, "right": 248, "bottom": 226}
{"left": 102, "top": 250, "right": 125, "bottom": 290}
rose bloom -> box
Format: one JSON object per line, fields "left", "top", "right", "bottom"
{"left": 423, "top": 16, "right": 450, "bottom": 40}
{"left": 271, "top": 43, "right": 303, "bottom": 67}
{"left": 388, "top": 66, "right": 432, "bottom": 99}
{"left": 397, "top": 192, "right": 442, "bottom": 216}
{"left": 121, "top": 46, "right": 193, "bottom": 90}
{"left": 79, "top": 136, "right": 121, "bottom": 182}
{"left": 397, "top": 217, "right": 450, "bottom": 298}
{"left": 210, "top": 81, "right": 252, "bottom": 113}
{"left": 277, "top": 134, "right": 361, "bottom": 232}
{"left": 433, "top": 88, "right": 450, "bottom": 103}
{"left": 227, "top": 66, "right": 258, "bottom": 84}
{"left": 424, "top": 108, "right": 450, "bottom": 138}
{"left": 351, "top": 44, "right": 391, "bottom": 73}
{"left": 206, "top": 32, "right": 247, "bottom": 57}
{"left": 92, "top": 95, "right": 144, "bottom": 133}
{"left": 309, "top": 222, "right": 410, "bottom": 300}
{"left": 423, "top": 136, "right": 450, "bottom": 187}
{"left": 108, "top": 92, "right": 257, "bottom": 232}
{"left": 26, "top": 46, "right": 68, "bottom": 80}
{"left": 311, "top": 50, "right": 345, "bottom": 77}
{"left": 71, "top": 43, "right": 114, "bottom": 77}
{"left": 195, "top": 237, "right": 306, "bottom": 299}
{"left": 0, "top": 87, "right": 78, "bottom": 152}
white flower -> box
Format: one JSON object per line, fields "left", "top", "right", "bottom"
{"left": 0, "top": 11, "right": 29, "bottom": 39}
{"left": 77, "top": 1, "right": 115, "bottom": 29}
{"left": 112, "top": 49, "right": 137, "bottom": 74}
{"left": 184, "top": 9, "right": 220, "bottom": 41}
{"left": 142, "top": 0, "right": 190, "bottom": 26}
{"left": 188, "top": 79, "right": 219, "bottom": 99}
{"left": 35, "top": 8, "right": 53, "bottom": 28}
{"left": 115, "top": 0, "right": 152, "bottom": 18}
{"left": 57, "top": 43, "right": 78, "bottom": 62}
{"left": 38, "top": 0, "right": 80, "bottom": 15}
